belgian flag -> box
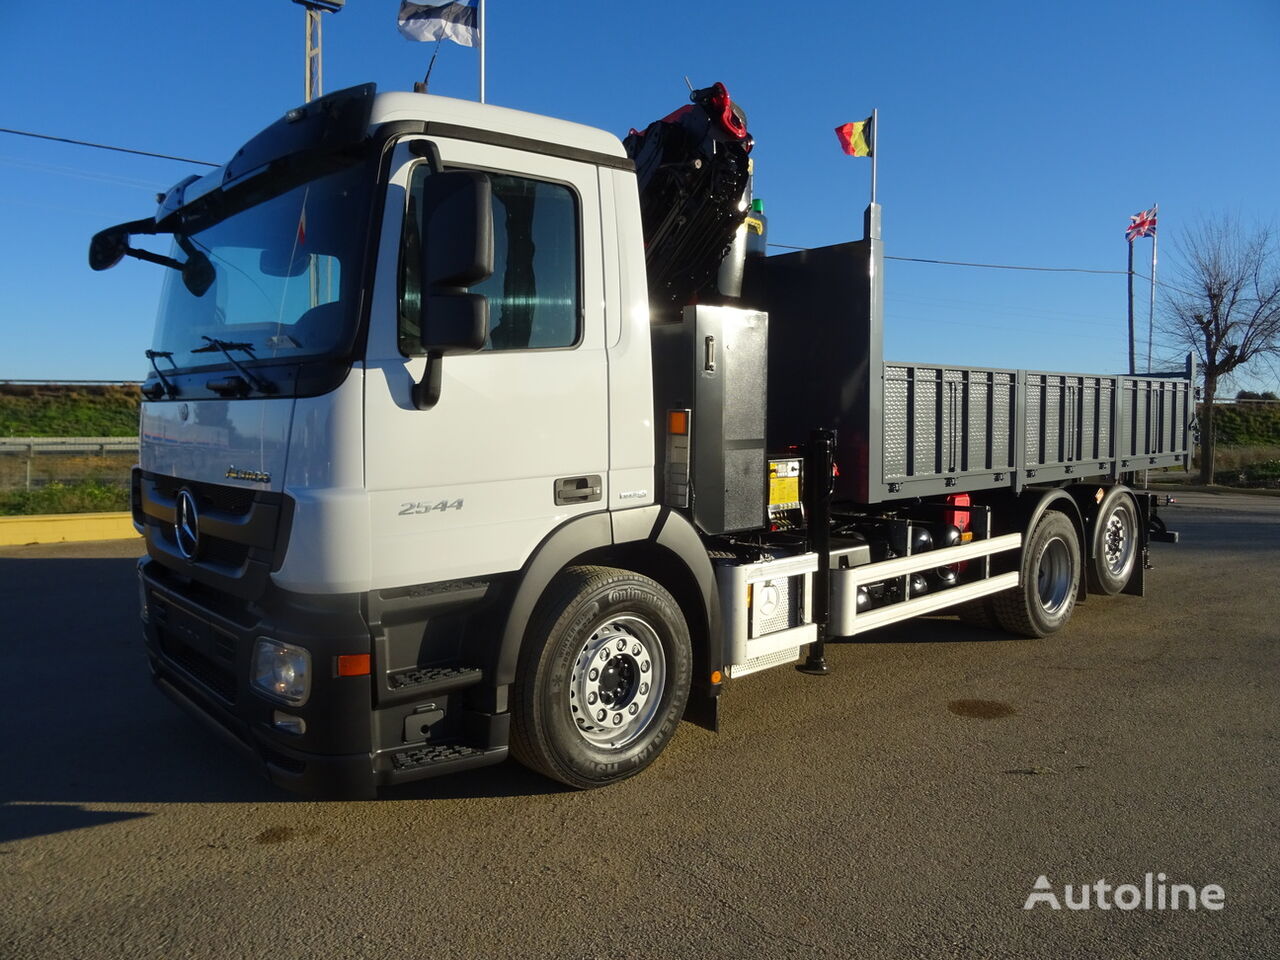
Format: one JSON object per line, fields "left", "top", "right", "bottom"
{"left": 835, "top": 117, "right": 874, "bottom": 157}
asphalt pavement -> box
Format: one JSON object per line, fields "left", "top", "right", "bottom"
{"left": 1, "top": 490, "right": 1276, "bottom": 959}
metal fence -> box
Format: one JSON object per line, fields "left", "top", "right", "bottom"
{"left": 0, "top": 437, "right": 138, "bottom": 490}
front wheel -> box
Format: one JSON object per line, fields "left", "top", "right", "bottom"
{"left": 993, "top": 510, "right": 1081, "bottom": 638}
{"left": 511, "top": 566, "right": 692, "bottom": 789}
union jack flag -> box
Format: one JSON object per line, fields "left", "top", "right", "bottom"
{"left": 1126, "top": 205, "right": 1158, "bottom": 242}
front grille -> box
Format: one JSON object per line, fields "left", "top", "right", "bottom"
{"left": 200, "top": 535, "right": 254, "bottom": 569}
{"left": 152, "top": 475, "right": 256, "bottom": 516}
{"left": 141, "top": 472, "right": 286, "bottom": 600}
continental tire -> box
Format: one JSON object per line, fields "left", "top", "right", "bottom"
{"left": 1088, "top": 487, "right": 1139, "bottom": 595}
{"left": 993, "top": 510, "right": 1081, "bottom": 638}
{"left": 954, "top": 597, "right": 997, "bottom": 629}
{"left": 511, "top": 565, "right": 692, "bottom": 789}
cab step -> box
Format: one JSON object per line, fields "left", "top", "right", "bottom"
{"left": 387, "top": 665, "right": 483, "bottom": 695}
{"left": 384, "top": 742, "right": 507, "bottom": 783}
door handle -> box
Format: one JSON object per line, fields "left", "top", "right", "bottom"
{"left": 554, "top": 475, "right": 603, "bottom": 505}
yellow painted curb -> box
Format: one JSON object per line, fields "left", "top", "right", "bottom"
{"left": 0, "top": 512, "right": 140, "bottom": 546}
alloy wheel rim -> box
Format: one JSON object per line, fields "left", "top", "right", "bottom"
{"left": 568, "top": 615, "right": 666, "bottom": 748}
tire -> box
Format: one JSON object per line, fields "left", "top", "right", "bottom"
{"left": 954, "top": 597, "right": 997, "bottom": 629}
{"left": 992, "top": 510, "right": 1081, "bottom": 638}
{"left": 1088, "top": 487, "right": 1139, "bottom": 595}
{"left": 511, "top": 565, "right": 692, "bottom": 789}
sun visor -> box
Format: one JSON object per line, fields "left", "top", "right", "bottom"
{"left": 223, "top": 82, "right": 376, "bottom": 187}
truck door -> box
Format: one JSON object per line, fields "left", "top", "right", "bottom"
{"left": 363, "top": 137, "right": 609, "bottom": 589}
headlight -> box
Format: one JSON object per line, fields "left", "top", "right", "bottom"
{"left": 252, "top": 638, "right": 311, "bottom": 705}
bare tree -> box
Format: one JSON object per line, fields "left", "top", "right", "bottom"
{"left": 1162, "top": 216, "right": 1280, "bottom": 482}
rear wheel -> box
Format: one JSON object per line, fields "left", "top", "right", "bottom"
{"left": 993, "top": 510, "right": 1081, "bottom": 638}
{"left": 511, "top": 566, "right": 692, "bottom": 789}
{"left": 954, "top": 597, "right": 997, "bottom": 629}
{"left": 1088, "top": 487, "right": 1139, "bottom": 595}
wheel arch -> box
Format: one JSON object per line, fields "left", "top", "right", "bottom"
{"left": 1014, "top": 487, "right": 1088, "bottom": 602}
{"left": 495, "top": 507, "right": 719, "bottom": 694}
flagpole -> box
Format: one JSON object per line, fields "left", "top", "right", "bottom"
{"left": 1127, "top": 239, "right": 1135, "bottom": 376}
{"left": 1147, "top": 215, "right": 1158, "bottom": 372}
{"left": 870, "top": 108, "right": 879, "bottom": 206}
{"left": 478, "top": 0, "right": 486, "bottom": 103}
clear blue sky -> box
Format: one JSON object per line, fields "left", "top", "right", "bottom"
{"left": 2, "top": 0, "right": 1277, "bottom": 387}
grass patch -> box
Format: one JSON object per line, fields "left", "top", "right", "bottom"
{"left": 1213, "top": 458, "right": 1280, "bottom": 489}
{"left": 0, "top": 384, "right": 140, "bottom": 437}
{"left": 0, "top": 480, "right": 131, "bottom": 516}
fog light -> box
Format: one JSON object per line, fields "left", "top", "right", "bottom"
{"left": 252, "top": 638, "right": 311, "bottom": 705}
{"left": 272, "top": 710, "right": 306, "bottom": 735}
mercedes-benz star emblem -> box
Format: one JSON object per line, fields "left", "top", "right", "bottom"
{"left": 175, "top": 488, "right": 200, "bottom": 560}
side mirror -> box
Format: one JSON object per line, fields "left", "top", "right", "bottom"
{"left": 419, "top": 170, "right": 494, "bottom": 355}
{"left": 182, "top": 250, "right": 216, "bottom": 297}
{"left": 88, "top": 228, "right": 128, "bottom": 271}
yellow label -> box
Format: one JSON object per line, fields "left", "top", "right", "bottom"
{"left": 769, "top": 475, "right": 800, "bottom": 507}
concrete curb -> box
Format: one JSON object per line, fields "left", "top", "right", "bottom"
{"left": 0, "top": 512, "right": 140, "bottom": 546}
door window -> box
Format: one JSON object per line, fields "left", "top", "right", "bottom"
{"left": 399, "top": 165, "right": 581, "bottom": 355}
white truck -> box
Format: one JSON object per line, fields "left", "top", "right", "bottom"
{"left": 91, "top": 83, "right": 1192, "bottom": 798}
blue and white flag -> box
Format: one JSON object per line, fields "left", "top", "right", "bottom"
{"left": 397, "top": 0, "right": 479, "bottom": 47}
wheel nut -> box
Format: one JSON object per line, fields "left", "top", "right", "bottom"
{"left": 588, "top": 668, "right": 599, "bottom": 681}
{"left": 628, "top": 704, "right": 639, "bottom": 716}
{"left": 640, "top": 660, "right": 650, "bottom": 673}
{"left": 639, "top": 683, "right": 649, "bottom": 695}
{"left": 587, "top": 692, "right": 597, "bottom": 705}
{"left": 596, "top": 710, "right": 607, "bottom": 722}
{"left": 616, "top": 639, "right": 626, "bottom": 651}
{"left": 613, "top": 713, "right": 623, "bottom": 725}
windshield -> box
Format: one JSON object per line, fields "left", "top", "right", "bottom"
{"left": 150, "top": 162, "right": 372, "bottom": 371}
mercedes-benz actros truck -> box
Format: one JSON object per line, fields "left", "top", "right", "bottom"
{"left": 91, "top": 82, "right": 1191, "bottom": 798}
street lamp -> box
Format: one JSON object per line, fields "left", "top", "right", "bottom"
{"left": 291, "top": 0, "right": 345, "bottom": 102}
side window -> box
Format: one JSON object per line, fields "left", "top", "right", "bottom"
{"left": 399, "top": 163, "right": 581, "bottom": 355}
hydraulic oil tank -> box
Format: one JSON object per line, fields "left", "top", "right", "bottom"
{"left": 651, "top": 305, "right": 768, "bottom": 534}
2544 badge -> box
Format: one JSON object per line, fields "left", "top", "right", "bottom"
{"left": 398, "top": 498, "right": 464, "bottom": 516}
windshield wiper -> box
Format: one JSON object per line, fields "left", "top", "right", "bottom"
{"left": 143, "top": 350, "right": 180, "bottom": 399}
{"left": 192, "top": 337, "right": 277, "bottom": 395}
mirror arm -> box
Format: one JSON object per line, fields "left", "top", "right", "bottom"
{"left": 125, "top": 247, "right": 186, "bottom": 272}
{"left": 411, "top": 352, "right": 444, "bottom": 411}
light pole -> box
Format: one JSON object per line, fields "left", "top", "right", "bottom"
{"left": 291, "top": 0, "right": 345, "bottom": 102}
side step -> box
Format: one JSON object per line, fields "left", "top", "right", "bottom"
{"left": 382, "top": 743, "right": 508, "bottom": 784}
{"left": 387, "top": 665, "right": 484, "bottom": 695}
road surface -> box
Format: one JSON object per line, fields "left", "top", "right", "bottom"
{"left": 1, "top": 490, "right": 1276, "bottom": 958}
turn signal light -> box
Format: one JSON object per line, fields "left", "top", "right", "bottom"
{"left": 337, "top": 654, "right": 371, "bottom": 677}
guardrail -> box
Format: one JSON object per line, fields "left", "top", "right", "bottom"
{"left": 0, "top": 437, "right": 138, "bottom": 454}
{"left": 0, "top": 437, "right": 137, "bottom": 491}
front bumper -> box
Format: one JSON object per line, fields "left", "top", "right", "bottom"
{"left": 139, "top": 557, "right": 509, "bottom": 798}
{"left": 140, "top": 557, "right": 380, "bottom": 799}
